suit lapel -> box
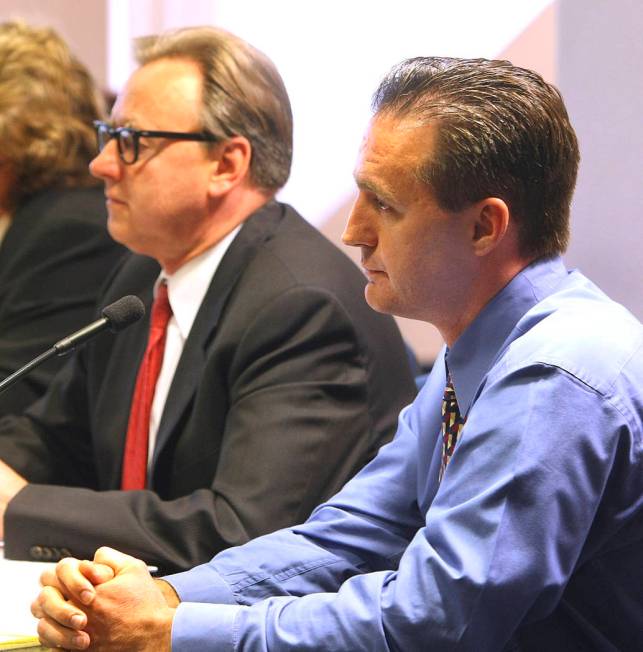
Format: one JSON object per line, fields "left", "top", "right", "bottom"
{"left": 151, "top": 201, "right": 286, "bottom": 468}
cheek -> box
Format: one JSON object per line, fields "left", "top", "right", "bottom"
{"left": 382, "top": 239, "right": 417, "bottom": 286}
{"left": 385, "top": 238, "right": 439, "bottom": 300}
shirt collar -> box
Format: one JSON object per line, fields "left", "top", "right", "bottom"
{"left": 155, "top": 225, "right": 242, "bottom": 340}
{"left": 445, "top": 255, "right": 569, "bottom": 414}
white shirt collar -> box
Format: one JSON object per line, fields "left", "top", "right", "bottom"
{"left": 156, "top": 225, "right": 242, "bottom": 340}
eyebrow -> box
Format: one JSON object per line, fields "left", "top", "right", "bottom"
{"left": 107, "top": 113, "right": 142, "bottom": 129}
{"left": 354, "top": 175, "right": 398, "bottom": 205}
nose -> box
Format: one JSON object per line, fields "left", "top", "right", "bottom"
{"left": 342, "top": 194, "right": 376, "bottom": 249}
{"left": 89, "top": 139, "right": 121, "bottom": 182}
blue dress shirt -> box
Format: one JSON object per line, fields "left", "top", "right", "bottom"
{"left": 167, "top": 256, "right": 643, "bottom": 651}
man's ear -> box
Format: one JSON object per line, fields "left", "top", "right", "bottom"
{"left": 471, "top": 197, "right": 510, "bottom": 256}
{"left": 207, "top": 136, "right": 252, "bottom": 197}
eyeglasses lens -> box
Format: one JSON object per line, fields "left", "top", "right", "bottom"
{"left": 119, "top": 129, "right": 137, "bottom": 164}
{"left": 96, "top": 124, "right": 110, "bottom": 152}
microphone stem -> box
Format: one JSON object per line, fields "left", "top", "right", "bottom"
{"left": 0, "top": 298, "right": 142, "bottom": 400}
{"left": 0, "top": 348, "right": 57, "bottom": 397}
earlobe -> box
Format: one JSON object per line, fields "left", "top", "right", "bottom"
{"left": 472, "top": 198, "right": 510, "bottom": 256}
{"left": 207, "top": 136, "right": 252, "bottom": 197}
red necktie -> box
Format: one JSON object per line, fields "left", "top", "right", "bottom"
{"left": 121, "top": 282, "right": 172, "bottom": 489}
{"left": 438, "top": 375, "right": 466, "bottom": 482}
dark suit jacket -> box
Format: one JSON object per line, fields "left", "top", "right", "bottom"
{"left": 0, "top": 187, "right": 126, "bottom": 414}
{"left": 0, "top": 201, "right": 416, "bottom": 573}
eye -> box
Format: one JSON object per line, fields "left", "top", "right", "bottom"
{"left": 377, "top": 198, "right": 390, "bottom": 211}
{"left": 372, "top": 195, "right": 392, "bottom": 212}
{"left": 356, "top": 185, "right": 396, "bottom": 214}
{"left": 120, "top": 129, "right": 137, "bottom": 149}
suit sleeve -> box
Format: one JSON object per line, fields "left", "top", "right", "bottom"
{"left": 3, "top": 285, "right": 405, "bottom": 573}
{"left": 0, "top": 349, "right": 98, "bottom": 488}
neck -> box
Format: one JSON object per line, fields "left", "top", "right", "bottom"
{"left": 160, "top": 186, "right": 272, "bottom": 275}
{"left": 440, "top": 255, "right": 535, "bottom": 347}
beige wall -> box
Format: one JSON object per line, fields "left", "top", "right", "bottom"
{"left": 0, "top": 0, "right": 107, "bottom": 88}
{"left": 558, "top": 0, "right": 643, "bottom": 321}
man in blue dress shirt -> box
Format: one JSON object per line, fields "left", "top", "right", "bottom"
{"left": 32, "top": 57, "right": 643, "bottom": 651}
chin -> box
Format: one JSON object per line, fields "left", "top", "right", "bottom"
{"left": 365, "top": 286, "right": 399, "bottom": 316}
{"left": 106, "top": 224, "right": 129, "bottom": 248}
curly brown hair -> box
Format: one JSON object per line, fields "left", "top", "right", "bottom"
{"left": 0, "top": 21, "right": 105, "bottom": 208}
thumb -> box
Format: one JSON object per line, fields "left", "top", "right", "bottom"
{"left": 92, "top": 546, "right": 145, "bottom": 574}
{"left": 79, "top": 560, "right": 115, "bottom": 585}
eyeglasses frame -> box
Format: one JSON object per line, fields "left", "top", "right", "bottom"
{"left": 93, "top": 120, "right": 219, "bottom": 165}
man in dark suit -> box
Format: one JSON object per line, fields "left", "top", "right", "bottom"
{"left": 0, "top": 21, "right": 126, "bottom": 414}
{"left": 0, "top": 26, "right": 416, "bottom": 573}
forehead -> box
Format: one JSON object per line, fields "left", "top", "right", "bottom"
{"left": 354, "top": 114, "right": 436, "bottom": 196}
{"left": 112, "top": 57, "right": 203, "bottom": 129}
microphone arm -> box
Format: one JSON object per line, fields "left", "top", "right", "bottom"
{"left": 53, "top": 316, "right": 112, "bottom": 355}
{"left": 0, "top": 295, "right": 145, "bottom": 397}
{"left": 0, "top": 348, "right": 59, "bottom": 397}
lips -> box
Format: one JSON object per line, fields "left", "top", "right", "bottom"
{"left": 363, "top": 267, "right": 387, "bottom": 282}
{"left": 362, "top": 258, "right": 385, "bottom": 273}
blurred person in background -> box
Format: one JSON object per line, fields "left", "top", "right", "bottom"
{"left": 0, "top": 20, "right": 126, "bottom": 414}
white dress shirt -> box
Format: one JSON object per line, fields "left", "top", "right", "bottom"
{"left": 147, "top": 226, "right": 241, "bottom": 468}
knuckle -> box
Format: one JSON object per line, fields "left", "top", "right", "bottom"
{"left": 133, "top": 557, "right": 147, "bottom": 571}
{"left": 39, "top": 568, "right": 54, "bottom": 586}
{"left": 95, "top": 545, "right": 112, "bottom": 558}
{"left": 57, "top": 556, "right": 77, "bottom": 575}
{"left": 30, "top": 597, "right": 43, "bottom": 618}
{"left": 36, "top": 619, "right": 56, "bottom": 646}
{"left": 39, "top": 585, "right": 54, "bottom": 601}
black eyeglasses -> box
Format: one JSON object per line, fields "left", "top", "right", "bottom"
{"left": 93, "top": 120, "right": 219, "bottom": 165}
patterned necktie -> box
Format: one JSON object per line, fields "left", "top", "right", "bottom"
{"left": 121, "top": 282, "right": 172, "bottom": 490}
{"left": 439, "top": 375, "right": 466, "bottom": 482}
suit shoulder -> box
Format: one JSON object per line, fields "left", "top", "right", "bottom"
{"left": 248, "top": 204, "right": 364, "bottom": 288}
{"left": 17, "top": 187, "right": 108, "bottom": 230}
{"left": 100, "top": 253, "right": 160, "bottom": 303}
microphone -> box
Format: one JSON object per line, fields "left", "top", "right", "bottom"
{"left": 0, "top": 295, "right": 145, "bottom": 396}
{"left": 54, "top": 295, "right": 145, "bottom": 354}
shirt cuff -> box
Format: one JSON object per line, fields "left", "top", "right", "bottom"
{"left": 164, "top": 563, "right": 237, "bottom": 604}
{"left": 172, "top": 602, "right": 241, "bottom": 652}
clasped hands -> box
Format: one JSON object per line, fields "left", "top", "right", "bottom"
{"left": 31, "top": 547, "right": 178, "bottom": 651}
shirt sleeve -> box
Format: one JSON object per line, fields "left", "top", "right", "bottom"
{"left": 170, "top": 364, "right": 635, "bottom": 651}
{"left": 167, "top": 400, "right": 425, "bottom": 649}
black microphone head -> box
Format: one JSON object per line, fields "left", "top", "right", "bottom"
{"left": 101, "top": 295, "right": 145, "bottom": 332}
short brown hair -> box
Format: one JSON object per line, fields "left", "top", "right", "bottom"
{"left": 135, "top": 26, "right": 293, "bottom": 193}
{"left": 0, "top": 21, "right": 104, "bottom": 207}
{"left": 373, "top": 57, "right": 580, "bottom": 258}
